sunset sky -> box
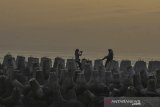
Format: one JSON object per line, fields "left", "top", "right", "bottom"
{"left": 0, "top": 0, "right": 160, "bottom": 57}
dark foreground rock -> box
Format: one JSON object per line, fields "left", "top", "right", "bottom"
{"left": 0, "top": 54, "right": 160, "bottom": 107}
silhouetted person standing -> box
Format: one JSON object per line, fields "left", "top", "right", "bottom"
{"left": 75, "top": 49, "right": 83, "bottom": 70}
{"left": 102, "top": 49, "right": 114, "bottom": 67}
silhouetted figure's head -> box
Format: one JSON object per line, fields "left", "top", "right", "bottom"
{"left": 107, "top": 49, "right": 113, "bottom": 57}
{"left": 108, "top": 49, "right": 113, "bottom": 53}
{"left": 108, "top": 49, "right": 112, "bottom": 52}
{"left": 75, "top": 49, "right": 79, "bottom": 53}
{"left": 75, "top": 49, "right": 83, "bottom": 54}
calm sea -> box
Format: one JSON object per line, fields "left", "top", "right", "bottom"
{"left": 0, "top": 50, "right": 160, "bottom": 66}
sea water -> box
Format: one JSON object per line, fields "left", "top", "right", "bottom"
{"left": 0, "top": 50, "right": 160, "bottom": 66}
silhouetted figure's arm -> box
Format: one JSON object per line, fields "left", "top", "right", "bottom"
{"left": 102, "top": 56, "right": 108, "bottom": 60}
{"left": 79, "top": 51, "right": 83, "bottom": 56}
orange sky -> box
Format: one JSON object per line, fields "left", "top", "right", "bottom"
{"left": 0, "top": 0, "right": 160, "bottom": 56}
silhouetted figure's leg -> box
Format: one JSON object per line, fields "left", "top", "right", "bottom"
{"left": 76, "top": 61, "right": 82, "bottom": 70}
{"left": 105, "top": 60, "right": 110, "bottom": 68}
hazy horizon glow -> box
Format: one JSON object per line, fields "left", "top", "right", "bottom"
{"left": 0, "top": 0, "right": 160, "bottom": 56}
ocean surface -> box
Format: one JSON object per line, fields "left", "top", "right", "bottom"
{"left": 0, "top": 50, "right": 160, "bottom": 66}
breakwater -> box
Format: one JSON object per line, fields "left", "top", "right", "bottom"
{"left": 0, "top": 54, "right": 160, "bottom": 107}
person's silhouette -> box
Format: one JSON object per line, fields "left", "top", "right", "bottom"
{"left": 75, "top": 49, "right": 83, "bottom": 70}
{"left": 102, "top": 49, "right": 114, "bottom": 67}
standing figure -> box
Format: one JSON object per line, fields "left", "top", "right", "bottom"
{"left": 102, "top": 49, "right": 114, "bottom": 67}
{"left": 75, "top": 49, "right": 83, "bottom": 70}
